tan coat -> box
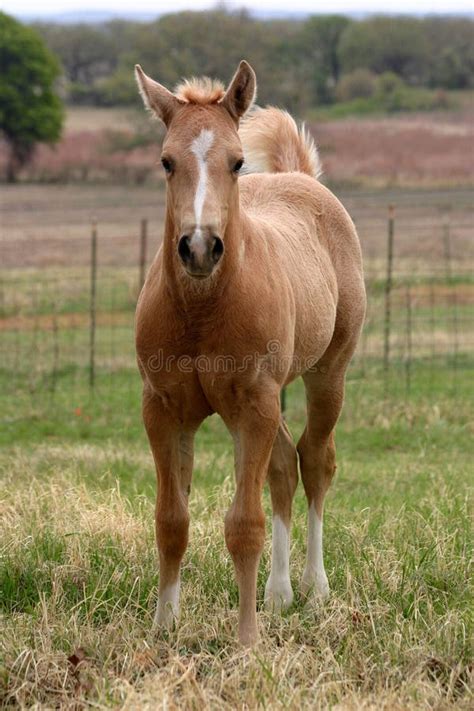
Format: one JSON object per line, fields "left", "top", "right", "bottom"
{"left": 135, "top": 61, "right": 366, "bottom": 645}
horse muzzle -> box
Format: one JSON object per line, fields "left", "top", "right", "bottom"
{"left": 178, "top": 229, "right": 224, "bottom": 278}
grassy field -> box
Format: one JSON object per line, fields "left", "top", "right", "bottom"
{"left": 1, "top": 181, "right": 472, "bottom": 707}
{"left": 1, "top": 361, "right": 473, "bottom": 709}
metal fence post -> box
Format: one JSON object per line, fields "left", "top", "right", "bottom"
{"left": 50, "top": 300, "right": 59, "bottom": 396}
{"left": 139, "top": 218, "right": 148, "bottom": 292}
{"left": 405, "top": 285, "right": 412, "bottom": 396}
{"left": 442, "top": 212, "right": 452, "bottom": 281}
{"left": 89, "top": 219, "right": 98, "bottom": 390}
{"left": 383, "top": 205, "right": 395, "bottom": 393}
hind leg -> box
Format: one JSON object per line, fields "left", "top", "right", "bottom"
{"left": 265, "top": 418, "right": 298, "bottom": 610}
{"left": 297, "top": 366, "right": 346, "bottom": 599}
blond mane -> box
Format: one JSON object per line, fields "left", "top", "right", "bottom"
{"left": 174, "top": 77, "right": 226, "bottom": 105}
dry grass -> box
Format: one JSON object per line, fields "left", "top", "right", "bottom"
{"left": 1, "top": 183, "right": 473, "bottom": 270}
{"left": 1, "top": 380, "right": 472, "bottom": 709}
{"left": 316, "top": 108, "right": 474, "bottom": 187}
{"left": 1, "top": 184, "right": 166, "bottom": 269}
{"left": 65, "top": 108, "right": 140, "bottom": 133}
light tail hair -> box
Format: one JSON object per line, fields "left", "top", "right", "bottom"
{"left": 239, "top": 107, "right": 322, "bottom": 179}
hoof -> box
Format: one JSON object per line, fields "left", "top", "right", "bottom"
{"left": 152, "top": 580, "right": 180, "bottom": 632}
{"left": 264, "top": 577, "right": 294, "bottom": 611}
{"left": 152, "top": 600, "right": 178, "bottom": 632}
{"left": 238, "top": 627, "right": 260, "bottom": 647}
{"left": 300, "top": 571, "right": 330, "bottom": 600}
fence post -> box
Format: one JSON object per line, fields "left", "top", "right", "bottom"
{"left": 359, "top": 312, "right": 368, "bottom": 377}
{"left": 31, "top": 283, "right": 40, "bottom": 393}
{"left": 450, "top": 283, "right": 459, "bottom": 394}
{"left": 50, "top": 300, "right": 59, "bottom": 396}
{"left": 429, "top": 279, "right": 436, "bottom": 385}
{"left": 89, "top": 218, "right": 98, "bottom": 390}
{"left": 442, "top": 212, "right": 452, "bottom": 281}
{"left": 383, "top": 204, "right": 395, "bottom": 393}
{"left": 405, "top": 285, "right": 412, "bottom": 396}
{"left": 139, "top": 218, "right": 148, "bottom": 292}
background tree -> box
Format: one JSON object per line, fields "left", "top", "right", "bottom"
{"left": 297, "top": 15, "right": 351, "bottom": 104}
{"left": 15, "top": 11, "right": 474, "bottom": 111}
{"left": 338, "top": 16, "right": 429, "bottom": 84}
{"left": 424, "top": 18, "right": 474, "bottom": 89}
{"left": 34, "top": 21, "right": 129, "bottom": 103}
{"left": 99, "top": 10, "right": 308, "bottom": 112}
{"left": 0, "top": 12, "right": 64, "bottom": 181}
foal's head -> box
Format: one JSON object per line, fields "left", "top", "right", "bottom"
{"left": 135, "top": 61, "right": 256, "bottom": 279}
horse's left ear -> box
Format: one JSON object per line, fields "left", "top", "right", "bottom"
{"left": 221, "top": 60, "right": 256, "bottom": 123}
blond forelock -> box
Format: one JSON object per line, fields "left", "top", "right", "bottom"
{"left": 174, "top": 77, "right": 226, "bottom": 105}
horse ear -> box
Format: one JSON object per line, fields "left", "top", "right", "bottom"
{"left": 135, "top": 65, "right": 182, "bottom": 127}
{"left": 221, "top": 60, "right": 256, "bottom": 123}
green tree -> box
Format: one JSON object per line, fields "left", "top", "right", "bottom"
{"left": 424, "top": 18, "right": 474, "bottom": 89}
{"left": 0, "top": 12, "right": 64, "bottom": 181}
{"left": 34, "top": 21, "right": 126, "bottom": 103}
{"left": 298, "top": 15, "right": 351, "bottom": 104}
{"left": 105, "top": 10, "right": 305, "bottom": 111}
{"left": 338, "top": 16, "right": 429, "bottom": 84}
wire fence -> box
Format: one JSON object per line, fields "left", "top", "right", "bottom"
{"left": 1, "top": 206, "right": 473, "bottom": 413}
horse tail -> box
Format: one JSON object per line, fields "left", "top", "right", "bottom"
{"left": 239, "top": 107, "right": 322, "bottom": 179}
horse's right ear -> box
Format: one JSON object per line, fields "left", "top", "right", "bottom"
{"left": 221, "top": 60, "right": 257, "bottom": 124}
{"left": 135, "top": 65, "right": 182, "bottom": 127}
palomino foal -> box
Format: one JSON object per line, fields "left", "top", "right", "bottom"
{"left": 135, "top": 61, "right": 366, "bottom": 645}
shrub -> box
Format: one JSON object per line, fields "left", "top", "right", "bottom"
{"left": 376, "top": 71, "right": 405, "bottom": 97}
{"left": 335, "top": 69, "right": 377, "bottom": 102}
{"left": 99, "top": 70, "right": 138, "bottom": 107}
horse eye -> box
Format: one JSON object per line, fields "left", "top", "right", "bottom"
{"left": 161, "top": 157, "right": 172, "bottom": 174}
{"left": 233, "top": 159, "right": 244, "bottom": 173}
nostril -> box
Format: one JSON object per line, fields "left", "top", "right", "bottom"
{"left": 211, "top": 236, "right": 224, "bottom": 264}
{"left": 178, "top": 235, "right": 191, "bottom": 263}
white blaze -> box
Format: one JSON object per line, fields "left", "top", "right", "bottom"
{"left": 190, "top": 129, "right": 214, "bottom": 256}
{"left": 302, "top": 503, "right": 329, "bottom": 598}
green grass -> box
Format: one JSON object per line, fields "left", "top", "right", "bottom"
{"left": 0, "top": 361, "right": 472, "bottom": 707}
{"left": 2, "top": 262, "right": 471, "bottom": 410}
{"left": 0, "top": 267, "right": 139, "bottom": 318}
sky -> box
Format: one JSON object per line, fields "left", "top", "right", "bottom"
{"left": 2, "top": 0, "right": 473, "bottom": 17}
